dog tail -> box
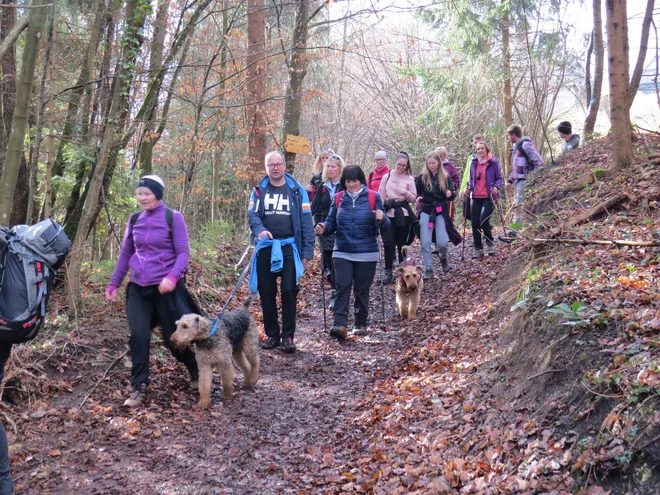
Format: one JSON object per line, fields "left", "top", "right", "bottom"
{"left": 402, "top": 245, "right": 411, "bottom": 257}
{"left": 242, "top": 296, "right": 254, "bottom": 309}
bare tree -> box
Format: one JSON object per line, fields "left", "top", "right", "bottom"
{"left": 247, "top": 0, "right": 266, "bottom": 185}
{"left": 583, "top": 0, "right": 604, "bottom": 140}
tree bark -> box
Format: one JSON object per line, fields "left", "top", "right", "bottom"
{"left": 282, "top": 0, "right": 311, "bottom": 172}
{"left": 501, "top": 2, "right": 513, "bottom": 176}
{"left": 584, "top": 0, "right": 604, "bottom": 140}
{"left": 246, "top": 0, "right": 266, "bottom": 186}
{"left": 0, "top": 0, "right": 48, "bottom": 224}
{"left": 67, "top": 0, "right": 146, "bottom": 312}
{"left": 605, "top": 0, "right": 634, "bottom": 170}
{"left": 627, "top": 0, "right": 655, "bottom": 107}
{"left": 0, "top": 0, "right": 18, "bottom": 173}
{"left": 0, "top": 13, "right": 26, "bottom": 64}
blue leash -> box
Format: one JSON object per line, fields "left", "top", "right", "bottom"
{"left": 208, "top": 255, "right": 253, "bottom": 337}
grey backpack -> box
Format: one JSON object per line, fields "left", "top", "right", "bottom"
{"left": 0, "top": 219, "right": 70, "bottom": 343}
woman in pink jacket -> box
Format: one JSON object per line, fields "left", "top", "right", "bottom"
{"left": 378, "top": 151, "right": 417, "bottom": 283}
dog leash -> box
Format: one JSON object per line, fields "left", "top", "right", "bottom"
{"left": 209, "top": 252, "right": 253, "bottom": 337}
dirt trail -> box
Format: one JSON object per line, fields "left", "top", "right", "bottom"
{"left": 9, "top": 241, "right": 487, "bottom": 494}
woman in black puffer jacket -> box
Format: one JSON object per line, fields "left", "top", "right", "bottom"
{"left": 315, "top": 165, "right": 390, "bottom": 339}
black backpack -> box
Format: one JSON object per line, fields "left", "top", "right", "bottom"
{"left": 0, "top": 219, "right": 71, "bottom": 343}
{"left": 515, "top": 137, "right": 537, "bottom": 172}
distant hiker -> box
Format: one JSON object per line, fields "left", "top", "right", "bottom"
{"left": 307, "top": 148, "right": 333, "bottom": 202}
{"left": 436, "top": 146, "right": 460, "bottom": 220}
{"left": 468, "top": 143, "right": 503, "bottom": 258}
{"left": 311, "top": 153, "right": 345, "bottom": 311}
{"left": 505, "top": 124, "right": 544, "bottom": 231}
{"left": 459, "top": 134, "right": 484, "bottom": 198}
{"left": 378, "top": 151, "right": 417, "bottom": 283}
{"left": 557, "top": 121, "right": 580, "bottom": 155}
{"left": 415, "top": 150, "right": 461, "bottom": 278}
{"left": 106, "top": 175, "right": 200, "bottom": 408}
{"left": 368, "top": 150, "right": 390, "bottom": 192}
{"left": 248, "top": 151, "right": 315, "bottom": 353}
{"left": 315, "top": 165, "right": 390, "bottom": 339}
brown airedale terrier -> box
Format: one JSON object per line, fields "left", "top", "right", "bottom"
{"left": 395, "top": 245, "right": 424, "bottom": 320}
{"left": 171, "top": 297, "right": 260, "bottom": 409}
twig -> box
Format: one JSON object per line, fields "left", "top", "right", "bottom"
{"left": 0, "top": 412, "right": 17, "bottom": 435}
{"left": 77, "top": 349, "right": 129, "bottom": 411}
{"left": 527, "top": 369, "right": 565, "bottom": 380}
{"left": 581, "top": 380, "right": 625, "bottom": 399}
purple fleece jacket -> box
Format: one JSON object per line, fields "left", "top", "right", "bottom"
{"left": 108, "top": 202, "right": 189, "bottom": 289}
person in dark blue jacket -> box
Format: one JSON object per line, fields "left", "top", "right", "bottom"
{"left": 248, "top": 151, "right": 315, "bottom": 353}
{"left": 315, "top": 165, "right": 390, "bottom": 340}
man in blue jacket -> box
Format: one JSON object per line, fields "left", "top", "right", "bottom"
{"left": 248, "top": 151, "right": 315, "bottom": 353}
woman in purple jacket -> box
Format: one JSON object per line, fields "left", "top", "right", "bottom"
{"left": 105, "top": 175, "right": 199, "bottom": 408}
{"left": 467, "top": 143, "right": 503, "bottom": 258}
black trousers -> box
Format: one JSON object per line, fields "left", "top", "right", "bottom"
{"left": 126, "top": 279, "right": 198, "bottom": 387}
{"left": 256, "top": 244, "right": 299, "bottom": 340}
{"left": 471, "top": 197, "right": 495, "bottom": 249}
{"left": 383, "top": 216, "right": 411, "bottom": 269}
{"left": 332, "top": 258, "right": 377, "bottom": 328}
{"left": 322, "top": 249, "right": 335, "bottom": 289}
{"left": 0, "top": 344, "right": 13, "bottom": 493}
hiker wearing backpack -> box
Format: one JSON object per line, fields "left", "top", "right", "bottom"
{"left": 368, "top": 150, "right": 390, "bottom": 192}
{"left": 468, "top": 143, "right": 503, "bottom": 258}
{"left": 105, "top": 175, "right": 200, "bottom": 408}
{"left": 307, "top": 148, "right": 333, "bottom": 202}
{"left": 436, "top": 147, "right": 461, "bottom": 221}
{"left": 311, "top": 154, "right": 345, "bottom": 311}
{"left": 378, "top": 151, "right": 417, "bottom": 283}
{"left": 459, "top": 134, "right": 484, "bottom": 199}
{"left": 248, "top": 151, "right": 315, "bottom": 353}
{"left": 416, "top": 150, "right": 461, "bottom": 278}
{"left": 557, "top": 121, "right": 580, "bottom": 155}
{"left": 314, "top": 165, "right": 390, "bottom": 339}
{"left": 505, "top": 125, "right": 544, "bottom": 232}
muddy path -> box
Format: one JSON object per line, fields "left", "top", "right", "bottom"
{"left": 10, "top": 241, "right": 476, "bottom": 495}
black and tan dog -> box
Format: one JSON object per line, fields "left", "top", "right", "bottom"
{"left": 171, "top": 297, "right": 260, "bottom": 409}
{"left": 395, "top": 245, "right": 424, "bottom": 320}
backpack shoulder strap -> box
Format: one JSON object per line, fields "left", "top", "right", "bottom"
{"left": 129, "top": 212, "right": 140, "bottom": 234}
{"left": 368, "top": 171, "right": 374, "bottom": 188}
{"left": 367, "top": 189, "right": 376, "bottom": 211}
{"left": 516, "top": 138, "right": 532, "bottom": 165}
{"left": 334, "top": 190, "right": 344, "bottom": 209}
{"left": 165, "top": 207, "right": 174, "bottom": 237}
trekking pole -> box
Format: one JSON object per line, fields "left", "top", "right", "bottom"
{"left": 461, "top": 215, "right": 467, "bottom": 261}
{"left": 377, "top": 235, "right": 385, "bottom": 326}
{"left": 318, "top": 236, "right": 327, "bottom": 333}
{"left": 492, "top": 193, "right": 508, "bottom": 238}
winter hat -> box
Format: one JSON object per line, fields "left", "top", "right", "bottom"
{"left": 374, "top": 150, "right": 388, "bottom": 160}
{"left": 138, "top": 175, "right": 165, "bottom": 200}
{"left": 557, "top": 121, "right": 572, "bottom": 135}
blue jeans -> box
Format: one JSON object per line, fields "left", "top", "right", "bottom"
{"left": 0, "top": 344, "right": 14, "bottom": 494}
{"left": 420, "top": 212, "right": 448, "bottom": 270}
{"left": 513, "top": 180, "right": 526, "bottom": 226}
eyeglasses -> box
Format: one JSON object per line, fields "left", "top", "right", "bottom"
{"left": 376, "top": 158, "right": 387, "bottom": 162}
{"left": 268, "top": 162, "right": 285, "bottom": 169}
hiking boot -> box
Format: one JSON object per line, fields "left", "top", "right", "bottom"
{"left": 329, "top": 325, "right": 348, "bottom": 340}
{"left": 281, "top": 337, "right": 296, "bottom": 353}
{"left": 124, "top": 383, "right": 147, "bottom": 408}
{"left": 423, "top": 268, "right": 434, "bottom": 279}
{"left": 381, "top": 269, "right": 393, "bottom": 284}
{"left": 439, "top": 248, "right": 449, "bottom": 273}
{"left": 472, "top": 249, "right": 484, "bottom": 259}
{"left": 328, "top": 290, "right": 336, "bottom": 311}
{"left": 351, "top": 324, "right": 369, "bottom": 336}
{"left": 261, "top": 336, "right": 280, "bottom": 349}
{"left": 486, "top": 244, "right": 496, "bottom": 256}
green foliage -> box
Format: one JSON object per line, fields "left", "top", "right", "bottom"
{"left": 190, "top": 220, "right": 236, "bottom": 286}
{"left": 545, "top": 301, "right": 605, "bottom": 327}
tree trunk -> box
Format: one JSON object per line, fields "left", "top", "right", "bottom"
{"left": 137, "top": 0, "right": 170, "bottom": 175}
{"left": 0, "top": 0, "right": 48, "bottom": 224}
{"left": 605, "top": 0, "right": 634, "bottom": 170}
{"left": 628, "top": 0, "right": 655, "bottom": 107}
{"left": 584, "top": 0, "right": 604, "bottom": 140}
{"left": 247, "top": 0, "right": 266, "bottom": 186}
{"left": 501, "top": 3, "right": 513, "bottom": 176}
{"left": 67, "top": 0, "right": 146, "bottom": 312}
{"left": 0, "top": 1, "right": 18, "bottom": 173}
{"left": 282, "top": 0, "right": 311, "bottom": 173}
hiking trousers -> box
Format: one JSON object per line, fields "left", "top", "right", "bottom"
{"left": 471, "top": 197, "right": 495, "bottom": 250}
{"left": 332, "top": 258, "right": 377, "bottom": 328}
{"left": 0, "top": 344, "right": 14, "bottom": 494}
{"left": 513, "top": 180, "right": 526, "bottom": 225}
{"left": 126, "top": 280, "right": 198, "bottom": 388}
{"left": 256, "top": 244, "right": 299, "bottom": 340}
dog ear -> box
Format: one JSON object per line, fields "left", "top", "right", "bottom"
{"left": 415, "top": 265, "right": 424, "bottom": 275}
{"left": 395, "top": 267, "right": 404, "bottom": 276}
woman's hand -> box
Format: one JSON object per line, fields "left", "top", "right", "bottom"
{"left": 416, "top": 196, "right": 422, "bottom": 204}
{"left": 258, "top": 230, "right": 273, "bottom": 241}
{"left": 395, "top": 187, "right": 407, "bottom": 195}
{"left": 105, "top": 286, "right": 117, "bottom": 302}
{"left": 306, "top": 184, "right": 314, "bottom": 192}
{"left": 375, "top": 210, "right": 384, "bottom": 222}
{"left": 445, "top": 190, "right": 452, "bottom": 198}
{"left": 158, "top": 277, "right": 176, "bottom": 295}
{"left": 315, "top": 223, "right": 325, "bottom": 235}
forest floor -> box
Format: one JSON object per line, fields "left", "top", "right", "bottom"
{"left": 3, "top": 133, "right": 660, "bottom": 494}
